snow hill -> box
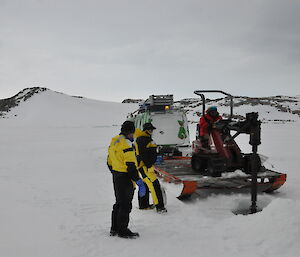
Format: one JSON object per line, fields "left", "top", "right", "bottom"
{"left": 0, "top": 88, "right": 300, "bottom": 257}
{"left": 0, "top": 87, "right": 137, "bottom": 127}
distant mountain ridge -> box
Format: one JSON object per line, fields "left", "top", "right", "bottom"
{"left": 1, "top": 88, "right": 299, "bottom": 123}
{"left": 122, "top": 94, "right": 300, "bottom": 121}
{"left": 122, "top": 96, "right": 300, "bottom": 126}
{"left": 180, "top": 95, "right": 300, "bottom": 119}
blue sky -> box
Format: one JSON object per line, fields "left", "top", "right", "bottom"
{"left": 1, "top": 0, "right": 300, "bottom": 102}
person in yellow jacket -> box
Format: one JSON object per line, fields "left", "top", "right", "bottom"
{"left": 107, "top": 121, "right": 146, "bottom": 238}
{"left": 135, "top": 122, "right": 167, "bottom": 213}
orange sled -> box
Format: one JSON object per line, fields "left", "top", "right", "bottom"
{"left": 154, "top": 156, "right": 286, "bottom": 199}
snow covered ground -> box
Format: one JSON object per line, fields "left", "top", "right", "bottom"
{"left": 0, "top": 90, "right": 300, "bottom": 257}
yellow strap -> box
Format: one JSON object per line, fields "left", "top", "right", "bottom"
{"left": 142, "top": 177, "right": 159, "bottom": 205}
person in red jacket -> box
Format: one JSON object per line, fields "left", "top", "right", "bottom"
{"left": 199, "top": 106, "right": 222, "bottom": 148}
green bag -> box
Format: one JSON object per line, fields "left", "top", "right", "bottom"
{"left": 178, "top": 120, "right": 187, "bottom": 139}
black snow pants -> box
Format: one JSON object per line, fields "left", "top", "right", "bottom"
{"left": 111, "top": 171, "right": 134, "bottom": 233}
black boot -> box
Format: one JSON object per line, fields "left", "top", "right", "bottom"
{"left": 156, "top": 207, "right": 167, "bottom": 213}
{"left": 110, "top": 229, "right": 118, "bottom": 236}
{"left": 118, "top": 228, "right": 140, "bottom": 239}
{"left": 139, "top": 204, "right": 155, "bottom": 210}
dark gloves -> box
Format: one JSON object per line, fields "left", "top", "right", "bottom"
{"left": 136, "top": 179, "right": 146, "bottom": 197}
{"left": 207, "top": 121, "right": 219, "bottom": 132}
{"left": 207, "top": 123, "right": 214, "bottom": 132}
{"left": 126, "top": 162, "right": 141, "bottom": 182}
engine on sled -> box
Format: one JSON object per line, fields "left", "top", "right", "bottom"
{"left": 191, "top": 90, "right": 262, "bottom": 177}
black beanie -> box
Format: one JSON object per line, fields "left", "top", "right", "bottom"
{"left": 121, "top": 121, "right": 135, "bottom": 134}
{"left": 143, "top": 122, "right": 156, "bottom": 131}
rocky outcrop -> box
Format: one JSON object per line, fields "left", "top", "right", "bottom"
{"left": 181, "top": 95, "right": 300, "bottom": 119}
{"left": 122, "top": 99, "right": 143, "bottom": 104}
{"left": 0, "top": 87, "right": 47, "bottom": 117}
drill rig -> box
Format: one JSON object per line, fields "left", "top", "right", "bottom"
{"left": 154, "top": 90, "right": 286, "bottom": 199}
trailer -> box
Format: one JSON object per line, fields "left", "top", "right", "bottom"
{"left": 154, "top": 155, "right": 286, "bottom": 199}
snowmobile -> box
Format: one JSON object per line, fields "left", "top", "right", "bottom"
{"left": 154, "top": 90, "right": 286, "bottom": 199}
{"left": 128, "top": 95, "right": 189, "bottom": 155}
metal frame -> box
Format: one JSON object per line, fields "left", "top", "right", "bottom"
{"left": 194, "top": 90, "right": 234, "bottom": 119}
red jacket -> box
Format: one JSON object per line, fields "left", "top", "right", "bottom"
{"left": 199, "top": 114, "right": 222, "bottom": 137}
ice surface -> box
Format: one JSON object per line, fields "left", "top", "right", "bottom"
{"left": 0, "top": 89, "right": 299, "bottom": 257}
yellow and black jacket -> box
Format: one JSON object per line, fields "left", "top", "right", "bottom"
{"left": 134, "top": 129, "right": 158, "bottom": 169}
{"left": 107, "top": 133, "right": 140, "bottom": 182}
{"left": 135, "top": 129, "right": 165, "bottom": 208}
